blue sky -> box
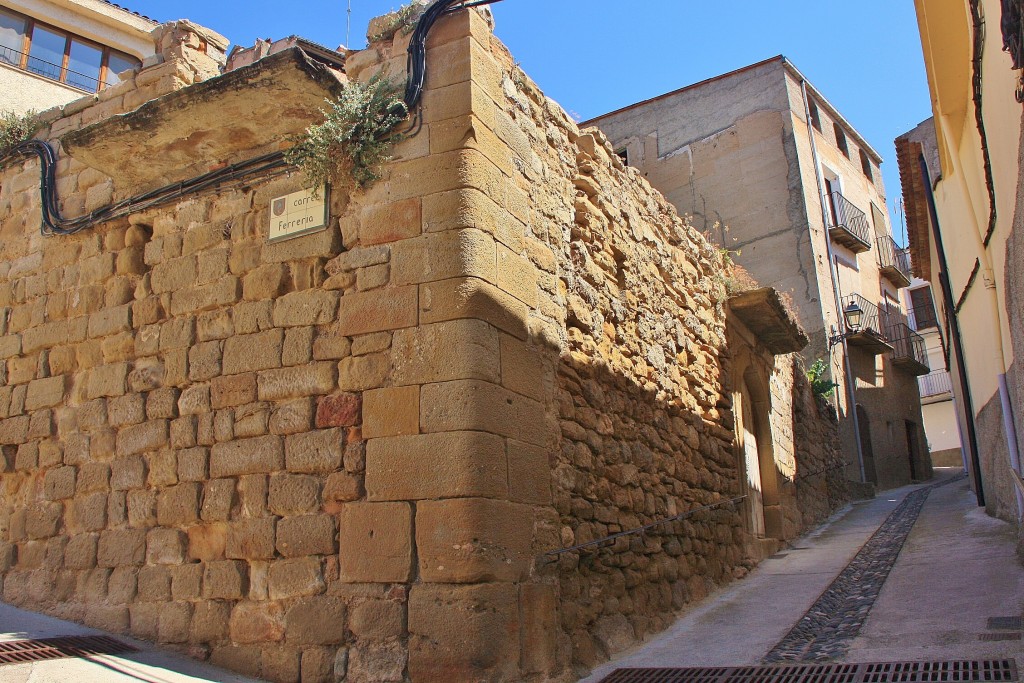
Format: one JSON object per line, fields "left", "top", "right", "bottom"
{"left": 128, "top": 0, "right": 931, "bottom": 243}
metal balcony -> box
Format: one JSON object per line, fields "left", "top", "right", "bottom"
{"left": 0, "top": 44, "right": 101, "bottom": 93}
{"left": 876, "top": 236, "right": 912, "bottom": 289}
{"left": 842, "top": 293, "right": 893, "bottom": 354}
{"left": 919, "top": 370, "right": 953, "bottom": 399}
{"left": 827, "top": 192, "right": 873, "bottom": 253}
{"left": 887, "top": 322, "right": 930, "bottom": 376}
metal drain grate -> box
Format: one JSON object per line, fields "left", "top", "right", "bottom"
{"left": 0, "top": 635, "right": 136, "bottom": 666}
{"left": 980, "top": 633, "right": 1022, "bottom": 642}
{"left": 599, "top": 661, "right": 1019, "bottom": 683}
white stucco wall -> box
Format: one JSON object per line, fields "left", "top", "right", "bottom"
{"left": 0, "top": 61, "right": 88, "bottom": 114}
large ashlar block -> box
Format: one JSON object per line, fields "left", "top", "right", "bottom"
{"left": 359, "top": 198, "right": 422, "bottom": 246}
{"left": 391, "top": 318, "right": 500, "bottom": 386}
{"left": 424, "top": 7, "right": 495, "bottom": 52}
{"left": 416, "top": 498, "right": 533, "bottom": 583}
{"left": 499, "top": 334, "right": 554, "bottom": 404}
{"left": 361, "top": 385, "right": 419, "bottom": 439}
{"left": 507, "top": 439, "right": 552, "bottom": 505}
{"left": 386, "top": 149, "right": 507, "bottom": 203}
{"left": 335, "top": 286, "right": 418, "bottom": 337}
{"left": 420, "top": 379, "right": 550, "bottom": 447}
{"left": 390, "top": 228, "right": 497, "bottom": 287}
{"left": 408, "top": 583, "right": 520, "bottom": 683}
{"left": 365, "top": 431, "right": 507, "bottom": 501}
{"left": 519, "top": 583, "right": 560, "bottom": 677}
{"left": 421, "top": 188, "right": 526, "bottom": 252}
{"left": 419, "top": 277, "right": 528, "bottom": 341}
{"left": 337, "top": 502, "right": 412, "bottom": 583}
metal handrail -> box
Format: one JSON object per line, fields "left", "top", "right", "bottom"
{"left": 828, "top": 191, "right": 872, "bottom": 246}
{"left": 876, "top": 235, "right": 912, "bottom": 281}
{"left": 0, "top": 44, "right": 101, "bottom": 92}
{"left": 919, "top": 370, "right": 953, "bottom": 398}
{"left": 540, "top": 496, "right": 746, "bottom": 559}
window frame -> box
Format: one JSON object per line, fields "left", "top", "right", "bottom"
{"left": 834, "top": 123, "right": 850, "bottom": 158}
{"left": 859, "top": 149, "right": 874, "bottom": 183}
{"left": 908, "top": 286, "right": 939, "bottom": 331}
{"left": 808, "top": 99, "right": 822, "bottom": 133}
{"left": 0, "top": 6, "right": 138, "bottom": 92}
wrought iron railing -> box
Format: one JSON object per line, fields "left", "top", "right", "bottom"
{"left": 828, "top": 191, "right": 872, "bottom": 247}
{"left": 844, "top": 293, "right": 885, "bottom": 338}
{"left": 876, "top": 236, "right": 912, "bottom": 283}
{"left": 887, "top": 322, "right": 929, "bottom": 371}
{"left": 0, "top": 44, "right": 101, "bottom": 92}
{"left": 919, "top": 370, "right": 953, "bottom": 398}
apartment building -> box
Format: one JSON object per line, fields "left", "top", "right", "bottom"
{"left": 588, "top": 56, "right": 932, "bottom": 490}
{"left": 896, "top": 0, "right": 1024, "bottom": 524}
{"left": 0, "top": 0, "right": 155, "bottom": 114}
{"left": 906, "top": 280, "right": 965, "bottom": 466}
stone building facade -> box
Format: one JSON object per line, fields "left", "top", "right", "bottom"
{"left": 587, "top": 58, "right": 933, "bottom": 492}
{"left": 0, "top": 8, "right": 846, "bottom": 682}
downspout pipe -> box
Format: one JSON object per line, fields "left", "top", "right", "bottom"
{"left": 799, "top": 78, "right": 867, "bottom": 484}
{"left": 918, "top": 153, "right": 986, "bottom": 506}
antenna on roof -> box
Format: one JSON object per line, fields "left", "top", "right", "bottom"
{"left": 346, "top": 0, "right": 352, "bottom": 48}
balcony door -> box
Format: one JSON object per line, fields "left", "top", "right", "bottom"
{"left": 825, "top": 177, "right": 840, "bottom": 226}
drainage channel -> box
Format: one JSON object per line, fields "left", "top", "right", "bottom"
{"left": 598, "top": 660, "right": 1018, "bottom": 683}
{"left": 0, "top": 635, "right": 136, "bottom": 666}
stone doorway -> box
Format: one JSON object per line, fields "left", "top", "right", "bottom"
{"left": 738, "top": 369, "right": 783, "bottom": 542}
{"left": 857, "top": 404, "right": 878, "bottom": 483}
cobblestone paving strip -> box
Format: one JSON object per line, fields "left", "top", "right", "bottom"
{"left": 763, "top": 475, "right": 967, "bottom": 663}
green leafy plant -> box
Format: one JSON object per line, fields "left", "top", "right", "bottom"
{"left": 285, "top": 74, "right": 408, "bottom": 192}
{"left": 807, "top": 359, "right": 839, "bottom": 398}
{"left": 0, "top": 110, "right": 39, "bottom": 157}
{"left": 368, "top": 2, "right": 424, "bottom": 43}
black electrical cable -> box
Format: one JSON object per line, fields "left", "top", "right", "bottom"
{"left": 0, "top": 0, "right": 502, "bottom": 237}
{"left": 2, "top": 139, "right": 290, "bottom": 236}
{"left": 401, "top": 0, "right": 504, "bottom": 132}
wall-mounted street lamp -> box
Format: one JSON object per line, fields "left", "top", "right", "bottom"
{"left": 828, "top": 299, "right": 864, "bottom": 348}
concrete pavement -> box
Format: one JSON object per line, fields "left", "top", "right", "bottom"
{"left": 583, "top": 468, "right": 1024, "bottom": 681}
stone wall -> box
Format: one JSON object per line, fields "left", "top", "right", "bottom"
{"left": 0, "top": 9, "right": 847, "bottom": 683}
{"left": 790, "top": 359, "right": 847, "bottom": 529}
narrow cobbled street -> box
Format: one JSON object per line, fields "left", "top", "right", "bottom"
{"left": 584, "top": 469, "right": 1024, "bottom": 682}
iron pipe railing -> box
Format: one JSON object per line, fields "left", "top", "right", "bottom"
{"left": 828, "top": 191, "right": 872, "bottom": 247}
{"left": 0, "top": 44, "right": 101, "bottom": 92}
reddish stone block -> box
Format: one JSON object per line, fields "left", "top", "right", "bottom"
{"left": 316, "top": 393, "right": 362, "bottom": 428}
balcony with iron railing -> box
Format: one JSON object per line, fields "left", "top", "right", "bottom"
{"left": 876, "top": 236, "right": 912, "bottom": 289}
{"left": 0, "top": 44, "right": 102, "bottom": 93}
{"left": 827, "top": 191, "right": 873, "bottom": 253}
{"left": 886, "top": 322, "right": 930, "bottom": 376}
{"left": 919, "top": 370, "right": 953, "bottom": 400}
{"left": 841, "top": 293, "right": 893, "bottom": 354}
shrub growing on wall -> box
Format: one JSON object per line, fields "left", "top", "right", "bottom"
{"left": 285, "top": 75, "right": 408, "bottom": 191}
{"left": 0, "top": 110, "right": 38, "bottom": 158}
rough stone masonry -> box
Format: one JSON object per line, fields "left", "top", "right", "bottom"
{"left": 0, "top": 7, "right": 847, "bottom": 683}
